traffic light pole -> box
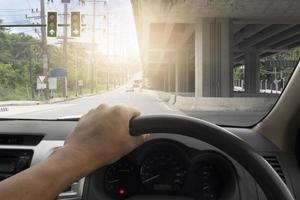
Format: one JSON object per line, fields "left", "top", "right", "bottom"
{"left": 106, "top": 13, "right": 109, "bottom": 91}
{"left": 63, "top": 3, "right": 68, "bottom": 98}
{"left": 91, "top": 0, "right": 96, "bottom": 93}
{"left": 40, "top": 0, "right": 49, "bottom": 100}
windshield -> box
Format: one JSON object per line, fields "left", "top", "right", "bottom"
{"left": 0, "top": 0, "right": 298, "bottom": 126}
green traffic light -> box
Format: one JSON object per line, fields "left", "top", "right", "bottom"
{"left": 71, "top": 12, "right": 81, "bottom": 37}
{"left": 47, "top": 12, "right": 57, "bottom": 37}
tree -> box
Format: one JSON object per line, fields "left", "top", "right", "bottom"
{"left": 0, "top": 28, "right": 42, "bottom": 100}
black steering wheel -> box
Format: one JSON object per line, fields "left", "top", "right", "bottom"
{"left": 129, "top": 114, "right": 294, "bottom": 200}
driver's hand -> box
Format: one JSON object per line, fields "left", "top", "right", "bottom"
{"left": 63, "top": 104, "right": 148, "bottom": 171}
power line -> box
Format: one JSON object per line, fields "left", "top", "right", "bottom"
{"left": 26, "top": 0, "right": 32, "bottom": 10}
{"left": 1, "top": 20, "right": 31, "bottom": 24}
{"left": 0, "top": 24, "right": 45, "bottom": 28}
{"left": 81, "top": 0, "right": 108, "bottom": 93}
{"left": 0, "top": 9, "right": 32, "bottom": 12}
{"left": 0, "top": 14, "right": 29, "bottom": 17}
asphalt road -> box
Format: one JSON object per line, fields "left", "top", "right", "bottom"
{"left": 0, "top": 88, "right": 181, "bottom": 119}
{"left": 0, "top": 89, "right": 266, "bottom": 126}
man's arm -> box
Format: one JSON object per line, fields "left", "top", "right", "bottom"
{"left": 0, "top": 104, "right": 148, "bottom": 200}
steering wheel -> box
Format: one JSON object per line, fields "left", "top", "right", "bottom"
{"left": 129, "top": 114, "right": 294, "bottom": 200}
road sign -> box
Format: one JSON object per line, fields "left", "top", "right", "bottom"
{"left": 47, "top": 12, "right": 57, "bottom": 37}
{"left": 38, "top": 75, "right": 46, "bottom": 83}
{"left": 48, "top": 77, "right": 57, "bottom": 90}
{"left": 50, "top": 68, "right": 67, "bottom": 77}
{"left": 71, "top": 12, "right": 81, "bottom": 37}
{"left": 37, "top": 78, "right": 46, "bottom": 90}
{"left": 78, "top": 80, "right": 84, "bottom": 87}
{"left": 61, "top": 0, "right": 70, "bottom": 3}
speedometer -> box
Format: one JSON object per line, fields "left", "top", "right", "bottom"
{"left": 103, "top": 158, "right": 139, "bottom": 199}
{"left": 140, "top": 151, "right": 187, "bottom": 193}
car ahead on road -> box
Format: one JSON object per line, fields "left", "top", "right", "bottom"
{"left": 1, "top": 1, "right": 300, "bottom": 200}
{"left": 125, "top": 85, "right": 135, "bottom": 92}
{"left": 133, "top": 83, "right": 139, "bottom": 88}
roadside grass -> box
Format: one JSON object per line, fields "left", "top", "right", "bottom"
{"left": 0, "top": 87, "right": 33, "bottom": 101}
{"left": 0, "top": 84, "right": 109, "bottom": 101}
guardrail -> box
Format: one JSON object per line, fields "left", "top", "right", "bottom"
{"left": 234, "top": 79, "right": 285, "bottom": 94}
{"left": 0, "top": 107, "right": 8, "bottom": 112}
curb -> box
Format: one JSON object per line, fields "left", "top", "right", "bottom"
{"left": 0, "top": 93, "right": 98, "bottom": 107}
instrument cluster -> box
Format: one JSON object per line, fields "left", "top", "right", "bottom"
{"left": 102, "top": 139, "right": 236, "bottom": 200}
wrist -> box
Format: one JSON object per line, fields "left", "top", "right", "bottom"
{"left": 22, "top": 145, "right": 96, "bottom": 197}
{"left": 52, "top": 144, "right": 103, "bottom": 175}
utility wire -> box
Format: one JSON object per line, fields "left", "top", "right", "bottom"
{"left": 26, "top": 0, "right": 33, "bottom": 11}
{"left": 1, "top": 20, "right": 31, "bottom": 24}
{"left": 0, "top": 9, "right": 32, "bottom": 12}
{"left": 0, "top": 14, "right": 29, "bottom": 16}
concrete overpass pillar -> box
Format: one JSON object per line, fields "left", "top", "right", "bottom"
{"left": 163, "top": 68, "right": 168, "bottom": 92}
{"left": 167, "top": 63, "right": 176, "bottom": 92}
{"left": 175, "top": 54, "right": 179, "bottom": 95}
{"left": 195, "top": 18, "right": 233, "bottom": 97}
{"left": 244, "top": 49, "right": 260, "bottom": 94}
{"left": 167, "top": 64, "right": 172, "bottom": 92}
{"left": 184, "top": 51, "right": 190, "bottom": 93}
{"left": 175, "top": 51, "right": 189, "bottom": 94}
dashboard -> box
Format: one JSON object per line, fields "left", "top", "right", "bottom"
{"left": 0, "top": 120, "right": 299, "bottom": 200}
{"left": 100, "top": 140, "right": 236, "bottom": 200}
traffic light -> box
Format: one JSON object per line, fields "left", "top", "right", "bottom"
{"left": 71, "top": 12, "right": 81, "bottom": 37}
{"left": 47, "top": 12, "right": 57, "bottom": 37}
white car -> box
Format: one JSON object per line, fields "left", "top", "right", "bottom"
{"left": 125, "top": 85, "right": 134, "bottom": 92}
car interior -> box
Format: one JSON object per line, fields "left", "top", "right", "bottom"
{"left": 0, "top": 56, "right": 298, "bottom": 200}
{"left": 1, "top": 0, "right": 300, "bottom": 200}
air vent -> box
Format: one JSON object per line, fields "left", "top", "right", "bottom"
{"left": 263, "top": 155, "right": 286, "bottom": 183}
{"left": 0, "top": 134, "right": 44, "bottom": 146}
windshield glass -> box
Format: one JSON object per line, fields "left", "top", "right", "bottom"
{"left": 0, "top": 0, "right": 299, "bottom": 126}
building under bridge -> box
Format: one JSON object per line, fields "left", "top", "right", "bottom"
{"left": 131, "top": 0, "right": 300, "bottom": 97}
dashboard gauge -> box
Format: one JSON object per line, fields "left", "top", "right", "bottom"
{"left": 103, "top": 158, "right": 139, "bottom": 199}
{"left": 140, "top": 151, "right": 187, "bottom": 193}
{"left": 187, "top": 152, "right": 236, "bottom": 200}
{"left": 193, "top": 162, "right": 223, "bottom": 200}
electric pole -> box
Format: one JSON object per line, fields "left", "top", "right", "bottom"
{"left": 29, "top": 46, "right": 35, "bottom": 100}
{"left": 106, "top": 12, "right": 110, "bottom": 90}
{"left": 63, "top": 3, "right": 68, "bottom": 97}
{"left": 76, "top": 48, "right": 79, "bottom": 96}
{"left": 84, "top": 0, "right": 107, "bottom": 93}
{"left": 91, "top": 0, "right": 96, "bottom": 93}
{"left": 40, "top": 0, "right": 49, "bottom": 99}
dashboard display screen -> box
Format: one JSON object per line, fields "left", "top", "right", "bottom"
{"left": 153, "top": 184, "right": 172, "bottom": 191}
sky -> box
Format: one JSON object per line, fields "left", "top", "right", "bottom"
{"left": 0, "top": 0, "right": 140, "bottom": 61}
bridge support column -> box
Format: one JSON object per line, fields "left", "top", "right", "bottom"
{"left": 167, "top": 63, "right": 175, "bottom": 92}
{"left": 167, "top": 64, "right": 171, "bottom": 92}
{"left": 184, "top": 51, "right": 190, "bottom": 93}
{"left": 195, "top": 18, "right": 233, "bottom": 97}
{"left": 163, "top": 68, "right": 168, "bottom": 92}
{"left": 244, "top": 49, "right": 260, "bottom": 95}
{"left": 175, "top": 51, "right": 190, "bottom": 94}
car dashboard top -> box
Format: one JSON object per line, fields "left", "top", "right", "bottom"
{"left": 0, "top": 120, "right": 299, "bottom": 200}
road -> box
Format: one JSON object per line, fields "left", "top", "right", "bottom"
{"left": 0, "top": 89, "right": 266, "bottom": 126}
{"left": 0, "top": 88, "right": 181, "bottom": 119}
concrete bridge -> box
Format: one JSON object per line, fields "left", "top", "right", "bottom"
{"left": 131, "top": 0, "right": 300, "bottom": 98}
